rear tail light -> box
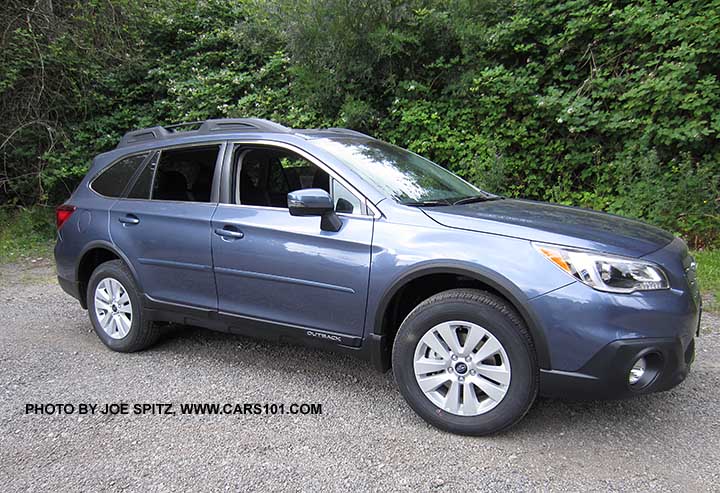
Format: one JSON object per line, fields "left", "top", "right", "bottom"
{"left": 56, "top": 204, "right": 77, "bottom": 230}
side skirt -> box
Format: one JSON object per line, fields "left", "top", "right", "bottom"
{"left": 141, "top": 294, "right": 388, "bottom": 370}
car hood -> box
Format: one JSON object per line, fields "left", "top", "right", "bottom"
{"left": 422, "top": 199, "right": 674, "bottom": 257}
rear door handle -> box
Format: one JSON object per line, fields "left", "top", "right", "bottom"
{"left": 118, "top": 215, "right": 140, "bottom": 225}
{"left": 214, "top": 227, "right": 244, "bottom": 239}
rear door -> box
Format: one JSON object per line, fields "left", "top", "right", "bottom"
{"left": 211, "top": 142, "right": 374, "bottom": 341}
{"left": 109, "top": 143, "right": 224, "bottom": 309}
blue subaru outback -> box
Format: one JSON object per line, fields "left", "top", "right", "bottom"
{"left": 54, "top": 118, "right": 700, "bottom": 435}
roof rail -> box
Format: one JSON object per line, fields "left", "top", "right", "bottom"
{"left": 117, "top": 118, "right": 292, "bottom": 148}
{"left": 325, "top": 128, "right": 374, "bottom": 139}
{"left": 200, "top": 118, "right": 291, "bottom": 134}
{"left": 118, "top": 126, "right": 173, "bottom": 147}
{"left": 164, "top": 121, "right": 205, "bottom": 131}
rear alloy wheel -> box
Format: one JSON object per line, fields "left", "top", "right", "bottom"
{"left": 393, "top": 288, "right": 538, "bottom": 435}
{"left": 94, "top": 278, "right": 133, "bottom": 339}
{"left": 87, "top": 260, "right": 160, "bottom": 352}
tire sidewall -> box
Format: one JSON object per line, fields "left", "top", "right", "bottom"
{"left": 87, "top": 261, "right": 144, "bottom": 352}
{"left": 393, "top": 296, "right": 537, "bottom": 435}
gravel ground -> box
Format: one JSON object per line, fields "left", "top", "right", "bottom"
{"left": 1, "top": 258, "right": 719, "bottom": 492}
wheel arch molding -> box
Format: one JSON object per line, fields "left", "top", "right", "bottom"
{"left": 370, "top": 261, "right": 552, "bottom": 370}
{"left": 76, "top": 240, "right": 144, "bottom": 306}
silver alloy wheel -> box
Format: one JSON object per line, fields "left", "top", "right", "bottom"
{"left": 413, "top": 320, "right": 511, "bottom": 416}
{"left": 94, "top": 277, "right": 133, "bottom": 340}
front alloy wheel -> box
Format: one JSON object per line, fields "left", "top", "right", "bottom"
{"left": 393, "top": 289, "right": 538, "bottom": 436}
{"left": 413, "top": 321, "right": 511, "bottom": 416}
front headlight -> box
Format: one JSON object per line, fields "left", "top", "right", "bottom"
{"left": 533, "top": 243, "right": 669, "bottom": 293}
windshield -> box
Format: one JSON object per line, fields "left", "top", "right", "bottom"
{"left": 312, "top": 138, "right": 487, "bottom": 205}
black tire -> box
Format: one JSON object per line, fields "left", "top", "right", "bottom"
{"left": 87, "top": 260, "right": 160, "bottom": 352}
{"left": 392, "top": 288, "right": 538, "bottom": 436}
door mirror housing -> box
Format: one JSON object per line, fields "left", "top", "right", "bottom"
{"left": 287, "top": 188, "right": 342, "bottom": 232}
{"left": 288, "top": 188, "right": 334, "bottom": 216}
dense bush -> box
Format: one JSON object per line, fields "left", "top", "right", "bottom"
{"left": 1, "top": 0, "right": 718, "bottom": 247}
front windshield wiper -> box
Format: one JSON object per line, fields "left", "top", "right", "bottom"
{"left": 405, "top": 200, "right": 452, "bottom": 207}
{"left": 452, "top": 195, "right": 503, "bottom": 205}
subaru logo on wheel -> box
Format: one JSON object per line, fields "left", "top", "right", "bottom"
{"left": 454, "top": 362, "right": 468, "bottom": 375}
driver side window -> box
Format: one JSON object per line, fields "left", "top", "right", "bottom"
{"left": 234, "top": 146, "right": 364, "bottom": 214}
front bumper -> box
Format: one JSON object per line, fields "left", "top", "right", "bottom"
{"left": 539, "top": 335, "right": 696, "bottom": 399}
{"left": 531, "top": 237, "right": 700, "bottom": 399}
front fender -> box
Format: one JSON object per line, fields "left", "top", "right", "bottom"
{"left": 364, "top": 219, "right": 575, "bottom": 370}
{"left": 371, "top": 260, "right": 555, "bottom": 369}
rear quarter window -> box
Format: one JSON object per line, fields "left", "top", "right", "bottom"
{"left": 91, "top": 153, "right": 149, "bottom": 197}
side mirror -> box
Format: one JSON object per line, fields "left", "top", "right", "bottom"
{"left": 287, "top": 188, "right": 342, "bottom": 232}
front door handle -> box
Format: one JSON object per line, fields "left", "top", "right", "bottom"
{"left": 119, "top": 215, "right": 140, "bottom": 225}
{"left": 214, "top": 227, "right": 244, "bottom": 239}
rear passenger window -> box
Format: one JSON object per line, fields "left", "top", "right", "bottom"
{"left": 151, "top": 145, "right": 219, "bottom": 202}
{"left": 127, "top": 152, "right": 158, "bottom": 199}
{"left": 91, "top": 153, "right": 148, "bottom": 197}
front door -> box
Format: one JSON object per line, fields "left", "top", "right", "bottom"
{"left": 211, "top": 143, "right": 374, "bottom": 341}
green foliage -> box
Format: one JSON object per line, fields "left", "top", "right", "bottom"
{"left": 694, "top": 250, "right": 720, "bottom": 311}
{"left": 0, "top": 207, "right": 55, "bottom": 262}
{"left": 1, "top": 0, "right": 719, "bottom": 247}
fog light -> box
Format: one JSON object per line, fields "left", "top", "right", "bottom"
{"left": 628, "top": 357, "right": 647, "bottom": 385}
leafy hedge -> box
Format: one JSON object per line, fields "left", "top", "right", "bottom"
{"left": 1, "top": 0, "right": 718, "bottom": 247}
